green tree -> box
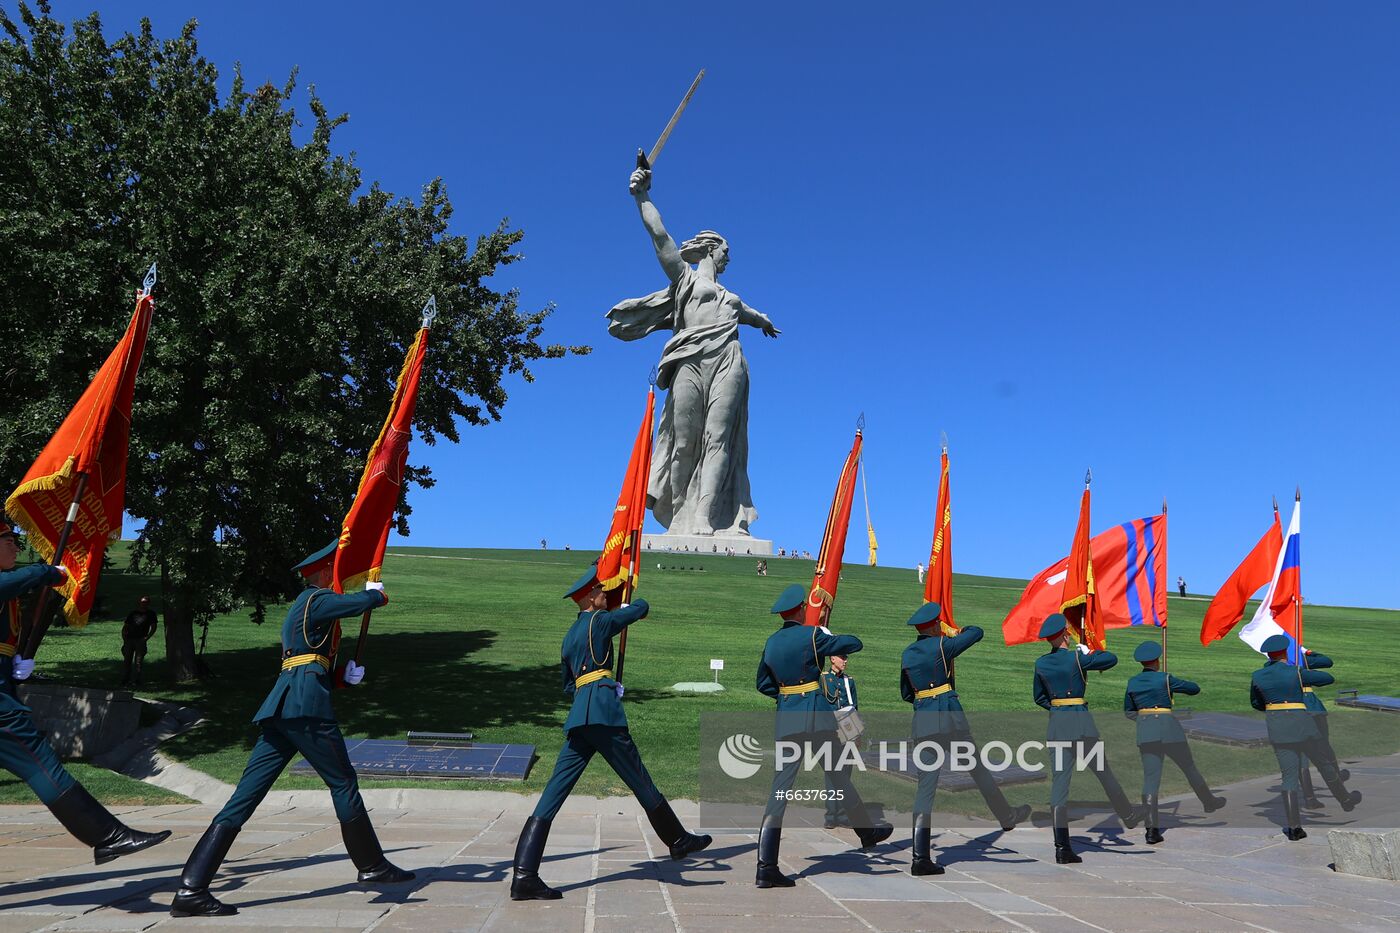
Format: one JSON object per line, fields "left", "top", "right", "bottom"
{"left": 0, "top": 2, "right": 586, "bottom": 680}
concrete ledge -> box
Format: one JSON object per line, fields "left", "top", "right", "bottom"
{"left": 16, "top": 682, "right": 141, "bottom": 757}
{"left": 1329, "top": 829, "right": 1400, "bottom": 881}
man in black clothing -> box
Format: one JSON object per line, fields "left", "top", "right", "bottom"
{"left": 121, "top": 596, "right": 159, "bottom": 686}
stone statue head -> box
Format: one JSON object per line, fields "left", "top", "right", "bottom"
{"left": 680, "top": 230, "right": 729, "bottom": 273}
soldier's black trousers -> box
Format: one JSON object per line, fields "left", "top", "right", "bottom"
{"left": 763, "top": 730, "right": 877, "bottom": 828}
{"left": 907, "top": 735, "right": 1013, "bottom": 819}
{"left": 214, "top": 717, "right": 367, "bottom": 827}
{"left": 1049, "top": 738, "right": 1134, "bottom": 818}
{"left": 534, "top": 725, "right": 663, "bottom": 821}
{"left": 1139, "top": 741, "right": 1213, "bottom": 800}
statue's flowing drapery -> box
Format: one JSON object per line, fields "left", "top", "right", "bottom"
{"left": 607, "top": 267, "right": 757, "bottom": 536}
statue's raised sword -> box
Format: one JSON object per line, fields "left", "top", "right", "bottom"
{"left": 636, "top": 68, "right": 705, "bottom": 172}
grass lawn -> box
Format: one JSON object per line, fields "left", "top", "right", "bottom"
{"left": 10, "top": 543, "right": 1399, "bottom": 812}
{"left": 0, "top": 764, "right": 192, "bottom": 805}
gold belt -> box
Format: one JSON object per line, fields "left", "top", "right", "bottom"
{"left": 779, "top": 681, "right": 819, "bottom": 696}
{"left": 1138, "top": 707, "right": 1173, "bottom": 714}
{"left": 575, "top": 668, "right": 614, "bottom": 688}
{"left": 1302, "top": 687, "right": 1315, "bottom": 693}
{"left": 281, "top": 653, "right": 330, "bottom": 672}
{"left": 0, "top": 644, "right": 15, "bottom": 658}
{"left": 1266, "top": 702, "right": 1307, "bottom": 711}
{"left": 1051, "top": 698, "right": 1087, "bottom": 707}
{"left": 915, "top": 683, "right": 952, "bottom": 700}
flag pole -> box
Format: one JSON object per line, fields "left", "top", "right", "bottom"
{"left": 1160, "top": 497, "right": 1168, "bottom": 672}
{"left": 1294, "top": 486, "right": 1303, "bottom": 654}
{"left": 614, "top": 367, "right": 658, "bottom": 685}
{"left": 352, "top": 296, "right": 437, "bottom": 666}
{"left": 18, "top": 472, "right": 89, "bottom": 660}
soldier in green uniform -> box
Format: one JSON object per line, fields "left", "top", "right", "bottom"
{"left": 901, "top": 602, "right": 1031, "bottom": 875}
{"left": 1294, "top": 648, "right": 1349, "bottom": 808}
{"left": 1122, "top": 641, "right": 1226, "bottom": 845}
{"left": 820, "top": 653, "right": 857, "bottom": 829}
{"left": 509, "top": 568, "right": 711, "bottom": 902}
{"left": 754, "top": 584, "right": 892, "bottom": 889}
{"left": 1249, "top": 632, "right": 1361, "bottom": 840}
{"left": 0, "top": 522, "right": 170, "bottom": 864}
{"left": 1032, "top": 614, "right": 1141, "bottom": 864}
{"left": 170, "top": 543, "right": 413, "bottom": 917}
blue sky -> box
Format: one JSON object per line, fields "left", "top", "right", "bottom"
{"left": 69, "top": 1, "right": 1400, "bottom": 608}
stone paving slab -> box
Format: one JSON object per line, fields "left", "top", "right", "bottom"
{"left": 3, "top": 759, "right": 1400, "bottom": 932}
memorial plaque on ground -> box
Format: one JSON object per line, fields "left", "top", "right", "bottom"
{"left": 1177, "top": 711, "right": 1270, "bottom": 747}
{"left": 292, "top": 737, "right": 535, "bottom": 780}
{"left": 1337, "top": 694, "right": 1400, "bottom": 713}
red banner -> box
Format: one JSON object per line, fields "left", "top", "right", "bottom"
{"left": 599, "top": 388, "right": 655, "bottom": 595}
{"left": 333, "top": 325, "right": 429, "bottom": 593}
{"left": 1061, "top": 485, "right": 1104, "bottom": 650}
{"left": 6, "top": 293, "right": 153, "bottom": 627}
{"left": 805, "top": 429, "right": 863, "bottom": 626}
{"left": 1200, "top": 512, "right": 1283, "bottom": 645}
{"left": 921, "top": 448, "right": 958, "bottom": 634}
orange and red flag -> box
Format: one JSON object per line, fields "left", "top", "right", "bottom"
{"left": 805, "top": 427, "right": 863, "bottom": 626}
{"left": 921, "top": 447, "right": 958, "bottom": 635}
{"left": 5, "top": 291, "right": 154, "bottom": 627}
{"left": 1061, "top": 479, "right": 1104, "bottom": 650}
{"left": 598, "top": 387, "right": 655, "bottom": 596}
{"left": 332, "top": 315, "right": 431, "bottom": 593}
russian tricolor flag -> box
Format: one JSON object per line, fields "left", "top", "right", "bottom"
{"left": 1239, "top": 497, "right": 1303, "bottom": 662}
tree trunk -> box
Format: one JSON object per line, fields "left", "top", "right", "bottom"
{"left": 162, "top": 563, "right": 199, "bottom": 683}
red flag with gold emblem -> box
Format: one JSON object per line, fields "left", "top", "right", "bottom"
{"left": 598, "top": 387, "right": 655, "bottom": 595}
{"left": 1061, "top": 478, "right": 1103, "bottom": 650}
{"left": 332, "top": 318, "right": 430, "bottom": 593}
{"left": 805, "top": 427, "right": 863, "bottom": 626}
{"left": 6, "top": 291, "right": 154, "bottom": 627}
{"left": 921, "top": 447, "right": 959, "bottom": 634}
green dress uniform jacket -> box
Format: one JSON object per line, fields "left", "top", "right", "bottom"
{"left": 1250, "top": 659, "right": 1333, "bottom": 745}
{"left": 1123, "top": 671, "right": 1199, "bottom": 745}
{"left": 820, "top": 671, "right": 858, "bottom": 709}
{"left": 0, "top": 564, "right": 77, "bottom": 804}
{"left": 252, "top": 588, "right": 385, "bottom": 723}
{"left": 758, "top": 621, "right": 862, "bottom": 739}
{"left": 1034, "top": 646, "right": 1118, "bottom": 741}
{"left": 559, "top": 601, "right": 648, "bottom": 733}
{"left": 1299, "top": 652, "right": 1332, "bottom": 713}
{"left": 901, "top": 626, "right": 983, "bottom": 738}
{"left": 0, "top": 564, "right": 54, "bottom": 701}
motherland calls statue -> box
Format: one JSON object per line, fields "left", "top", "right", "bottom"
{"left": 607, "top": 165, "right": 780, "bottom": 538}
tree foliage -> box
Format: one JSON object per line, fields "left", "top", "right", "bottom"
{"left": 0, "top": 2, "right": 586, "bottom": 679}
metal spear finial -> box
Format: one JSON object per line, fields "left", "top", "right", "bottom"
{"left": 1162, "top": 497, "right": 1168, "bottom": 515}
{"left": 1295, "top": 485, "right": 1301, "bottom": 502}
{"left": 939, "top": 430, "right": 948, "bottom": 454}
{"left": 1273, "top": 495, "right": 1279, "bottom": 513}
{"left": 856, "top": 412, "right": 866, "bottom": 434}
{"left": 648, "top": 364, "right": 659, "bottom": 388}
{"left": 421, "top": 295, "right": 438, "bottom": 328}
{"left": 1084, "top": 467, "right": 1093, "bottom": 487}
{"left": 140, "top": 262, "right": 158, "bottom": 296}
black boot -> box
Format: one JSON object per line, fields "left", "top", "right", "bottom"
{"left": 46, "top": 783, "right": 171, "bottom": 865}
{"left": 644, "top": 799, "right": 713, "bottom": 860}
{"left": 1299, "top": 765, "right": 1323, "bottom": 809}
{"left": 998, "top": 804, "right": 1032, "bottom": 832}
{"left": 755, "top": 816, "right": 795, "bottom": 888}
{"left": 1143, "top": 795, "right": 1164, "bottom": 845}
{"left": 1196, "top": 788, "right": 1227, "bottom": 812}
{"left": 510, "top": 816, "right": 562, "bottom": 901}
{"left": 1282, "top": 791, "right": 1307, "bottom": 841}
{"left": 170, "top": 822, "right": 240, "bottom": 917}
{"left": 1322, "top": 774, "right": 1363, "bottom": 812}
{"left": 855, "top": 820, "right": 894, "bottom": 850}
{"left": 1052, "top": 807, "right": 1081, "bottom": 864}
{"left": 341, "top": 813, "right": 415, "bottom": 884}
{"left": 909, "top": 813, "right": 943, "bottom": 876}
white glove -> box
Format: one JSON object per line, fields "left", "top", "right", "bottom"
{"left": 615, "top": 683, "right": 626, "bottom": 699}
{"left": 365, "top": 581, "right": 384, "bottom": 592}
{"left": 12, "top": 657, "right": 35, "bottom": 681}
{"left": 1077, "top": 643, "right": 1093, "bottom": 656}
{"left": 343, "top": 661, "right": 365, "bottom": 685}
{"left": 620, "top": 602, "right": 630, "bottom": 609}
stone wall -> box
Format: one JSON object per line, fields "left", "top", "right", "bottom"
{"left": 15, "top": 682, "right": 142, "bottom": 758}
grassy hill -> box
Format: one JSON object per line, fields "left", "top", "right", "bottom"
{"left": 4, "top": 545, "right": 1397, "bottom": 810}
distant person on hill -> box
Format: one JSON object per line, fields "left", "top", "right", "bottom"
{"left": 1177, "top": 576, "right": 1186, "bottom": 597}
{"left": 0, "top": 520, "right": 170, "bottom": 865}
{"left": 508, "top": 568, "right": 710, "bottom": 901}
{"left": 540, "top": 538, "right": 547, "bottom": 549}
{"left": 169, "top": 543, "right": 411, "bottom": 917}
{"left": 120, "top": 596, "right": 159, "bottom": 686}
{"left": 917, "top": 563, "right": 925, "bottom": 584}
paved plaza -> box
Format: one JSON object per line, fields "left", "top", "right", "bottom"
{"left": 3, "top": 761, "right": 1400, "bottom": 933}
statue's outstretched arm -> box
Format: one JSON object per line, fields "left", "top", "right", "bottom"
{"left": 739, "top": 300, "right": 781, "bottom": 338}
{"left": 630, "top": 167, "right": 685, "bottom": 282}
